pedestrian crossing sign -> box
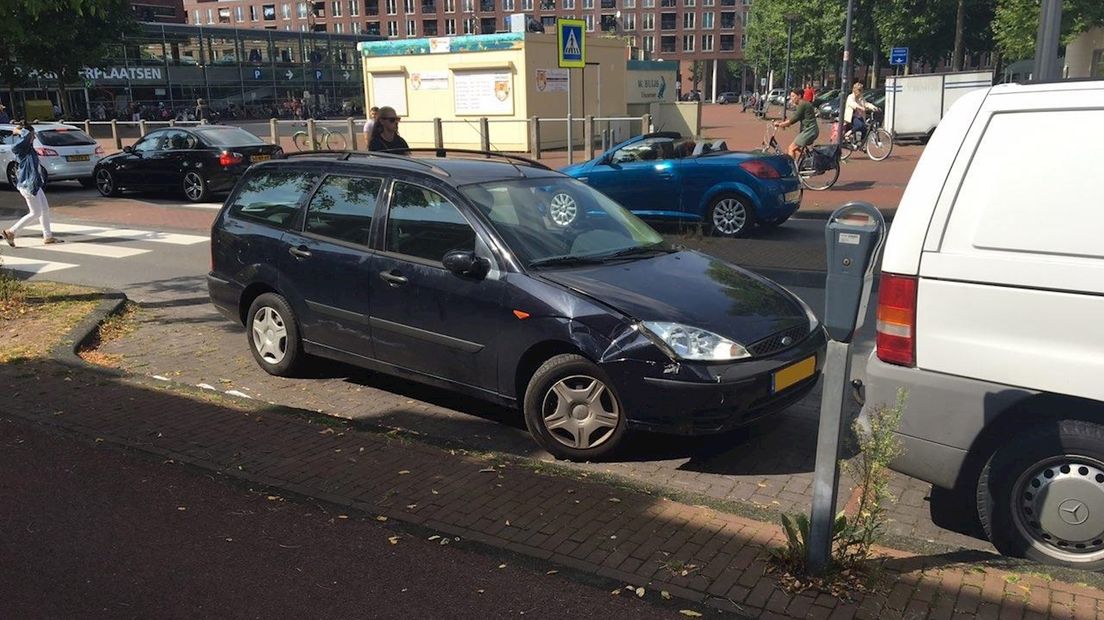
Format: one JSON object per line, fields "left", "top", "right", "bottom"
{"left": 557, "top": 19, "right": 585, "bottom": 69}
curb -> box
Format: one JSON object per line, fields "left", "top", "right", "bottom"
{"left": 49, "top": 288, "right": 128, "bottom": 376}
{"left": 791, "top": 209, "right": 895, "bottom": 222}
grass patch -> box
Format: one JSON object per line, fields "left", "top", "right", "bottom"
{"left": 0, "top": 278, "right": 101, "bottom": 363}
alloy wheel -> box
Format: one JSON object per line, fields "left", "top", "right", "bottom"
{"left": 540, "top": 375, "right": 620, "bottom": 450}
{"left": 711, "top": 197, "right": 747, "bottom": 236}
{"left": 183, "top": 172, "right": 204, "bottom": 201}
{"left": 95, "top": 169, "right": 113, "bottom": 195}
{"left": 251, "top": 306, "right": 288, "bottom": 365}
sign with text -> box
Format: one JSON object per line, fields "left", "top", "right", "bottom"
{"left": 626, "top": 72, "right": 672, "bottom": 103}
{"left": 535, "top": 68, "right": 568, "bottom": 93}
{"left": 453, "top": 70, "right": 513, "bottom": 115}
{"left": 890, "top": 47, "right": 909, "bottom": 66}
{"left": 410, "top": 71, "right": 449, "bottom": 90}
{"left": 557, "top": 19, "right": 585, "bottom": 69}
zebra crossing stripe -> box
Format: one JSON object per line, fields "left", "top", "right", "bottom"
{"left": 17, "top": 237, "right": 150, "bottom": 258}
{"left": 0, "top": 255, "right": 78, "bottom": 274}
{"left": 26, "top": 223, "right": 208, "bottom": 246}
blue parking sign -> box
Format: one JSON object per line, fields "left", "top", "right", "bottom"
{"left": 890, "top": 47, "right": 909, "bottom": 66}
{"left": 557, "top": 19, "right": 585, "bottom": 69}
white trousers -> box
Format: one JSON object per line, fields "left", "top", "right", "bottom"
{"left": 11, "top": 187, "right": 53, "bottom": 238}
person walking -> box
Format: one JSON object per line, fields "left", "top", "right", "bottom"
{"left": 362, "top": 106, "right": 379, "bottom": 148}
{"left": 803, "top": 83, "right": 815, "bottom": 103}
{"left": 0, "top": 103, "right": 9, "bottom": 124}
{"left": 194, "top": 98, "right": 211, "bottom": 123}
{"left": 772, "top": 87, "right": 819, "bottom": 163}
{"left": 3, "top": 123, "right": 62, "bottom": 247}
{"left": 367, "top": 106, "right": 409, "bottom": 154}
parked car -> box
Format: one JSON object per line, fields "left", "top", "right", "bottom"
{"left": 208, "top": 150, "right": 827, "bottom": 460}
{"left": 812, "top": 88, "right": 840, "bottom": 106}
{"left": 560, "top": 132, "right": 801, "bottom": 238}
{"left": 93, "top": 125, "right": 283, "bottom": 202}
{"left": 859, "top": 79, "right": 1104, "bottom": 570}
{"left": 767, "top": 89, "right": 787, "bottom": 105}
{"left": 0, "top": 123, "right": 104, "bottom": 189}
{"left": 717, "top": 91, "right": 740, "bottom": 104}
{"left": 821, "top": 89, "right": 884, "bottom": 120}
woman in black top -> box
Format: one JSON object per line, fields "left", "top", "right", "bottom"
{"left": 368, "top": 106, "right": 410, "bottom": 154}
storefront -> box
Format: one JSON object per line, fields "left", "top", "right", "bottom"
{"left": 5, "top": 22, "right": 383, "bottom": 120}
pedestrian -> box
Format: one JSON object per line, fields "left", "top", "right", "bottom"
{"left": 367, "top": 106, "right": 409, "bottom": 154}
{"left": 772, "top": 87, "right": 819, "bottom": 163}
{"left": 3, "top": 123, "right": 62, "bottom": 247}
{"left": 803, "top": 83, "right": 815, "bottom": 103}
{"left": 0, "top": 103, "right": 9, "bottom": 124}
{"left": 362, "top": 106, "right": 379, "bottom": 148}
{"left": 195, "top": 98, "right": 211, "bottom": 123}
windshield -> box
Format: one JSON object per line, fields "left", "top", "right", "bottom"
{"left": 37, "top": 129, "right": 96, "bottom": 146}
{"left": 460, "top": 177, "right": 666, "bottom": 268}
{"left": 193, "top": 127, "right": 265, "bottom": 147}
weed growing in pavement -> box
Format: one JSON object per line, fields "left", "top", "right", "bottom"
{"left": 0, "top": 258, "right": 28, "bottom": 315}
{"left": 78, "top": 301, "right": 141, "bottom": 367}
{"left": 768, "top": 388, "right": 906, "bottom": 595}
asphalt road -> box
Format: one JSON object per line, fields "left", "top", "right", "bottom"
{"left": 0, "top": 415, "right": 695, "bottom": 619}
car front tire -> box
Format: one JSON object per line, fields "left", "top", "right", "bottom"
{"left": 707, "top": 194, "right": 756, "bottom": 238}
{"left": 523, "top": 354, "right": 628, "bottom": 461}
{"left": 978, "top": 419, "right": 1104, "bottom": 570}
{"left": 246, "top": 293, "right": 304, "bottom": 377}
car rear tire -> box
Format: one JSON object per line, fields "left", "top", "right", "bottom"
{"left": 95, "top": 168, "right": 120, "bottom": 197}
{"left": 978, "top": 419, "right": 1104, "bottom": 570}
{"left": 523, "top": 354, "right": 628, "bottom": 461}
{"left": 183, "top": 171, "right": 210, "bottom": 202}
{"left": 707, "top": 194, "right": 755, "bottom": 238}
{"left": 246, "top": 293, "right": 304, "bottom": 377}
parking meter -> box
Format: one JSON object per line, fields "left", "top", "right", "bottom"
{"left": 823, "top": 202, "right": 886, "bottom": 343}
{"left": 807, "top": 201, "right": 886, "bottom": 575}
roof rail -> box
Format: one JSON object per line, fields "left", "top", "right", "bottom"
{"left": 403, "top": 147, "right": 553, "bottom": 171}
{"left": 282, "top": 149, "right": 450, "bottom": 176}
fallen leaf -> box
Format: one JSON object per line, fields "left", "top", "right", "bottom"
{"left": 266, "top": 495, "right": 280, "bottom": 501}
{"left": 376, "top": 515, "right": 388, "bottom": 522}
{"left": 337, "top": 515, "right": 349, "bottom": 519}
{"left": 610, "top": 589, "right": 621, "bottom": 596}
{"left": 608, "top": 498, "right": 621, "bottom": 503}
{"left": 661, "top": 591, "right": 671, "bottom": 600}
{"left": 406, "top": 504, "right": 418, "bottom": 510}
{"left": 177, "top": 506, "right": 187, "bottom": 511}
{"left": 388, "top": 536, "right": 400, "bottom": 545}
{"left": 505, "top": 520, "right": 511, "bottom": 526}
{"left": 679, "top": 611, "right": 702, "bottom": 617}
{"left": 545, "top": 570, "right": 558, "bottom": 575}
{"left": 428, "top": 535, "right": 441, "bottom": 541}
{"left": 431, "top": 489, "right": 439, "bottom": 495}
{"left": 398, "top": 470, "right": 411, "bottom": 475}
{"left": 479, "top": 468, "right": 497, "bottom": 473}
{"left": 635, "top": 587, "right": 645, "bottom": 598}
{"left": 497, "top": 564, "right": 507, "bottom": 569}
{"left": 477, "top": 589, "right": 485, "bottom": 594}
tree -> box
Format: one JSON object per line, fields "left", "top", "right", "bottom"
{"left": 743, "top": 0, "right": 844, "bottom": 88}
{"left": 13, "top": 0, "right": 137, "bottom": 117}
{"left": 994, "top": 0, "right": 1104, "bottom": 62}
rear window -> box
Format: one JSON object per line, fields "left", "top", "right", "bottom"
{"left": 37, "top": 129, "right": 97, "bottom": 147}
{"left": 193, "top": 127, "right": 265, "bottom": 147}
{"left": 227, "top": 169, "right": 317, "bottom": 230}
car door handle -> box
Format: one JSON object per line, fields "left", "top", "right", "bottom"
{"left": 379, "top": 270, "right": 408, "bottom": 286}
{"left": 288, "top": 246, "right": 311, "bottom": 259}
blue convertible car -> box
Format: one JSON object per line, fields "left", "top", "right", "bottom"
{"left": 561, "top": 132, "right": 801, "bottom": 237}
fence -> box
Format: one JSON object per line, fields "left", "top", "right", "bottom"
{"left": 77, "top": 114, "right": 654, "bottom": 164}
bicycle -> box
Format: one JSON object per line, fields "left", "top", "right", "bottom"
{"left": 292, "top": 125, "right": 348, "bottom": 151}
{"left": 763, "top": 124, "right": 840, "bottom": 191}
{"left": 839, "top": 111, "right": 894, "bottom": 161}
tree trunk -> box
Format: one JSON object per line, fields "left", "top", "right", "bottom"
{"left": 951, "top": 0, "right": 966, "bottom": 72}
{"left": 870, "top": 31, "right": 881, "bottom": 89}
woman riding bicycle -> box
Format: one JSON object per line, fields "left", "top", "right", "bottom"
{"left": 844, "top": 81, "right": 879, "bottom": 142}
{"left": 772, "top": 88, "right": 819, "bottom": 163}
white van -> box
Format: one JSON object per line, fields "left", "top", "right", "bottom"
{"left": 860, "top": 79, "right": 1104, "bottom": 570}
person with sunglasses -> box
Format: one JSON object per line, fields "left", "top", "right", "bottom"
{"left": 368, "top": 106, "right": 410, "bottom": 154}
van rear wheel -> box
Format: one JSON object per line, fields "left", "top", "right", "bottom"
{"left": 978, "top": 420, "right": 1104, "bottom": 570}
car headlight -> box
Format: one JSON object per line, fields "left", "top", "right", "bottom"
{"left": 641, "top": 321, "right": 751, "bottom": 361}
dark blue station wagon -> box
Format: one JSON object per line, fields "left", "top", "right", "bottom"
{"left": 207, "top": 151, "right": 827, "bottom": 459}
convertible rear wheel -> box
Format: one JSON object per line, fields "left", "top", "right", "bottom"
{"left": 707, "top": 194, "right": 755, "bottom": 238}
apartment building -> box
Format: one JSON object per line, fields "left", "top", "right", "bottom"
{"left": 183, "top": 0, "right": 751, "bottom": 94}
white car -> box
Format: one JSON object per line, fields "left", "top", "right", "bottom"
{"left": 859, "top": 79, "right": 1104, "bottom": 570}
{"left": 0, "top": 123, "right": 104, "bottom": 188}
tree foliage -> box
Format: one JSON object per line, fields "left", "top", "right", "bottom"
{"left": 994, "top": 0, "right": 1104, "bottom": 62}
{"left": 743, "top": 0, "right": 844, "bottom": 83}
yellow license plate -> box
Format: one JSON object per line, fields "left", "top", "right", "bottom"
{"left": 772, "top": 355, "right": 816, "bottom": 393}
{"left": 66, "top": 155, "right": 90, "bottom": 162}
{"left": 251, "top": 154, "right": 271, "bottom": 162}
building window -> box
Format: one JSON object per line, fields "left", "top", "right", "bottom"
{"left": 660, "top": 12, "right": 675, "bottom": 30}
{"left": 407, "top": 19, "right": 416, "bottom": 34}
{"left": 405, "top": 0, "right": 415, "bottom": 12}
{"left": 682, "top": 12, "right": 693, "bottom": 28}
{"left": 720, "top": 11, "right": 734, "bottom": 28}
{"left": 333, "top": 1, "right": 342, "bottom": 16}
{"left": 702, "top": 11, "right": 712, "bottom": 28}
{"left": 353, "top": 21, "right": 361, "bottom": 32}
{"left": 584, "top": 14, "right": 593, "bottom": 31}
{"left": 643, "top": 35, "right": 653, "bottom": 52}
{"left": 682, "top": 34, "right": 693, "bottom": 51}
{"left": 702, "top": 0, "right": 712, "bottom": 5}
{"left": 741, "top": 9, "right": 747, "bottom": 25}
{"left": 642, "top": 0, "right": 653, "bottom": 8}
{"left": 444, "top": 0, "right": 454, "bottom": 11}
{"left": 367, "top": 20, "right": 381, "bottom": 33}
{"left": 387, "top": 0, "right": 396, "bottom": 14}
{"left": 235, "top": 6, "right": 244, "bottom": 21}
{"left": 445, "top": 18, "right": 456, "bottom": 33}
{"left": 334, "top": 22, "right": 343, "bottom": 31}
{"left": 281, "top": 3, "right": 290, "bottom": 18}
{"left": 719, "top": 34, "right": 734, "bottom": 51}
{"left": 642, "top": 12, "right": 653, "bottom": 30}
{"left": 600, "top": 0, "right": 614, "bottom": 8}
{"left": 740, "top": 33, "right": 746, "bottom": 49}
{"left": 352, "top": 0, "right": 361, "bottom": 15}
{"left": 479, "top": 16, "right": 495, "bottom": 32}
{"left": 388, "top": 20, "right": 398, "bottom": 35}
{"left": 463, "top": 0, "right": 473, "bottom": 12}
{"left": 701, "top": 34, "right": 713, "bottom": 51}
{"left": 522, "top": 0, "right": 532, "bottom": 9}
{"left": 583, "top": 0, "right": 593, "bottom": 7}
{"left": 423, "top": 18, "right": 438, "bottom": 33}
{"left": 660, "top": 35, "right": 675, "bottom": 53}
{"left": 314, "top": 1, "right": 326, "bottom": 16}
{"left": 659, "top": 0, "right": 673, "bottom": 7}
{"left": 367, "top": 0, "right": 379, "bottom": 14}
{"left": 502, "top": 0, "right": 513, "bottom": 9}
{"left": 193, "top": 9, "right": 200, "bottom": 24}
{"left": 622, "top": 13, "right": 635, "bottom": 29}
{"left": 623, "top": 0, "right": 634, "bottom": 6}
{"left": 207, "top": 8, "right": 214, "bottom": 23}
{"left": 563, "top": 0, "right": 574, "bottom": 8}
{"left": 684, "top": 0, "right": 694, "bottom": 5}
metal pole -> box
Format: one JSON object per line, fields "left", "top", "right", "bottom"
{"left": 1033, "top": 0, "right": 1063, "bottom": 81}
{"left": 807, "top": 340, "right": 854, "bottom": 574}
{"left": 566, "top": 69, "right": 573, "bottom": 165}
{"left": 784, "top": 20, "right": 794, "bottom": 101}
{"left": 835, "top": 0, "right": 855, "bottom": 148}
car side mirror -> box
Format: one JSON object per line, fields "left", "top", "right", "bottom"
{"left": 122, "top": 145, "right": 134, "bottom": 153}
{"left": 442, "top": 249, "right": 489, "bottom": 279}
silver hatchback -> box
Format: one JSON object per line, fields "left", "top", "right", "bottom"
{"left": 0, "top": 123, "right": 104, "bottom": 188}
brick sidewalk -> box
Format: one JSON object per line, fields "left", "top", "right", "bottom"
{"left": 4, "top": 309, "right": 1102, "bottom": 618}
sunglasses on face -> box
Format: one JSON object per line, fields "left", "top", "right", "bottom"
{"left": 381, "top": 117, "right": 400, "bottom": 122}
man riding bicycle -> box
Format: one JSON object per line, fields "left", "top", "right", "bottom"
{"left": 772, "top": 88, "right": 819, "bottom": 163}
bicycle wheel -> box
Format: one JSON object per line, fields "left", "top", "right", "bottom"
{"left": 839, "top": 137, "right": 857, "bottom": 161}
{"left": 797, "top": 152, "right": 840, "bottom": 191}
{"left": 324, "top": 130, "right": 347, "bottom": 150}
{"left": 292, "top": 131, "right": 312, "bottom": 152}
{"left": 866, "top": 128, "right": 894, "bottom": 161}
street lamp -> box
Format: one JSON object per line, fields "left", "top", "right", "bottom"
{"left": 783, "top": 14, "right": 799, "bottom": 103}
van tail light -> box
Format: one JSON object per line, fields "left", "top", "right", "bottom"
{"left": 739, "top": 159, "right": 781, "bottom": 179}
{"left": 875, "top": 273, "right": 917, "bottom": 367}
{"left": 94, "top": 145, "right": 105, "bottom": 156}
{"left": 219, "top": 150, "right": 243, "bottom": 167}
{"left": 35, "top": 147, "right": 59, "bottom": 157}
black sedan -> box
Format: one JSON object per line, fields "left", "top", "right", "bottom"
{"left": 94, "top": 126, "right": 283, "bottom": 202}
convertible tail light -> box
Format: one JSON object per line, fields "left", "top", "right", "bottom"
{"left": 739, "top": 159, "right": 781, "bottom": 179}
{"left": 94, "top": 145, "right": 105, "bottom": 156}
{"left": 35, "top": 147, "right": 59, "bottom": 157}
{"left": 219, "top": 150, "right": 244, "bottom": 167}
{"left": 875, "top": 273, "right": 917, "bottom": 367}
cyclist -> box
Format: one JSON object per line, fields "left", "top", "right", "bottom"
{"left": 772, "top": 87, "right": 819, "bottom": 163}
{"left": 844, "top": 81, "right": 879, "bottom": 142}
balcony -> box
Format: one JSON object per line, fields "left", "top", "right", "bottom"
{"left": 720, "top": 12, "right": 735, "bottom": 29}
{"left": 719, "top": 34, "right": 734, "bottom": 50}
{"left": 660, "top": 36, "right": 676, "bottom": 53}
{"left": 660, "top": 13, "right": 676, "bottom": 30}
